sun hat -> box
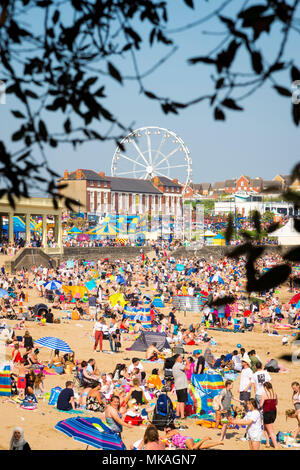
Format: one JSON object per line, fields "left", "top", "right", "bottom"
{"left": 241, "top": 357, "right": 251, "bottom": 366}
{"left": 193, "top": 349, "right": 202, "bottom": 355}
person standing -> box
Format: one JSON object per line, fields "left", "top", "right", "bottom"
{"left": 260, "top": 303, "right": 271, "bottom": 334}
{"left": 93, "top": 318, "right": 104, "bottom": 352}
{"left": 88, "top": 293, "right": 97, "bottom": 320}
{"left": 230, "top": 399, "right": 262, "bottom": 450}
{"left": 260, "top": 382, "right": 278, "bottom": 449}
{"left": 251, "top": 362, "right": 271, "bottom": 409}
{"left": 239, "top": 358, "right": 253, "bottom": 408}
{"left": 194, "top": 350, "right": 205, "bottom": 375}
{"left": 231, "top": 350, "right": 242, "bottom": 373}
{"left": 215, "top": 380, "right": 242, "bottom": 440}
{"left": 172, "top": 354, "right": 188, "bottom": 422}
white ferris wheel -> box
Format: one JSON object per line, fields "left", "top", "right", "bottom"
{"left": 111, "top": 126, "right": 192, "bottom": 193}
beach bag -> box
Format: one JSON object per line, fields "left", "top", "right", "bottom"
{"left": 124, "top": 413, "right": 143, "bottom": 426}
{"left": 49, "top": 386, "right": 62, "bottom": 406}
{"left": 212, "top": 392, "right": 223, "bottom": 411}
{"left": 184, "top": 404, "right": 195, "bottom": 417}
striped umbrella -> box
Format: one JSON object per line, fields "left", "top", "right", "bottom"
{"left": 34, "top": 336, "right": 72, "bottom": 353}
{"left": 43, "top": 280, "right": 62, "bottom": 291}
{"left": 55, "top": 417, "right": 126, "bottom": 450}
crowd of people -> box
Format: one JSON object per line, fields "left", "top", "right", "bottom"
{"left": 0, "top": 242, "right": 299, "bottom": 451}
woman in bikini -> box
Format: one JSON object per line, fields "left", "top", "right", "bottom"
{"left": 164, "top": 427, "right": 224, "bottom": 450}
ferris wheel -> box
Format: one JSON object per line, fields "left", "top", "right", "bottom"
{"left": 111, "top": 126, "right": 192, "bottom": 193}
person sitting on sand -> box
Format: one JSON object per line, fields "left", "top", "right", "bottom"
{"left": 56, "top": 381, "right": 76, "bottom": 411}
{"left": 132, "top": 424, "right": 165, "bottom": 450}
{"left": 86, "top": 382, "right": 105, "bottom": 412}
{"left": 124, "top": 378, "right": 148, "bottom": 406}
{"left": 146, "top": 342, "right": 160, "bottom": 361}
{"left": 105, "top": 395, "right": 134, "bottom": 437}
{"left": 163, "top": 426, "right": 224, "bottom": 450}
{"left": 49, "top": 349, "right": 65, "bottom": 374}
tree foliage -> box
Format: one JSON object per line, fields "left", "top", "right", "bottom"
{"left": 0, "top": 0, "right": 300, "bottom": 208}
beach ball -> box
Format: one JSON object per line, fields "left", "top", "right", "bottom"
{"left": 237, "top": 344, "right": 241, "bottom": 348}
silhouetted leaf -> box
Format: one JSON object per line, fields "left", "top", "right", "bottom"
{"left": 273, "top": 85, "right": 291, "bottom": 97}
{"left": 188, "top": 56, "right": 215, "bottom": 65}
{"left": 292, "top": 103, "right": 300, "bottom": 126}
{"left": 221, "top": 98, "right": 243, "bottom": 111}
{"left": 38, "top": 120, "right": 48, "bottom": 141}
{"left": 183, "top": 0, "right": 194, "bottom": 9}
{"left": 251, "top": 51, "right": 263, "bottom": 74}
{"left": 283, "top": 247, "right": 300, "bottom": 262}
{"left": 267, "top": 222, "right": 280, "bottom": 233}
{"left": 238, "top": 5, "right": 269, "bottom": 20}
{"left": 11, "top": 110, "right": 25, "bottom": 119}
{"left": 291, "top": 65, "right": 300, "bottom": 82}
{"left": 225, "top": 213, "right": 234, "bottom": 243}
{"left": 226, "top": 243, "right": 251, "bottom": 259}
{"left": 211, "top": 296, "right": 236, "bottom": 307}
{"left": 107, "top": 62, "right": 123, "bottom": 84}
{"left": 290, "top": 163, "right": 300, "bottom": 184}
{"left": 214, "top": 107, "right": 225, "bottom": 120}
{"left": 247, "top": 264, "right": 291, "bottom": 293}
{"left": 252, "top": 210, "right": 261, "bottom": 234}
{"left": 293, "top": 218, "right": 300, "bottom": 232}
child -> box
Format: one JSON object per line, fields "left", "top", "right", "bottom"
{"left": 163, "top": 427, "right": 224, "bottom": 450}
{"left": 23, "top": 386, "right": 38, "bottom": 405}
{"left": 17, "top": 364, "right": 26, "bottom": 399}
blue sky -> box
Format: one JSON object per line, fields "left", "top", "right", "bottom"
{"left": 1, "top": 0, "right": 299, "bottom": 192}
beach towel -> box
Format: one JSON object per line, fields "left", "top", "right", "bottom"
{"left": 0, "top": 365, "right": 11, "bottom": 397}
{"left": 56, "top": 408, "right": 85, "bottom": 415}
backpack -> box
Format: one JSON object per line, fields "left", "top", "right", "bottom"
{"left": 212, "top": 392, "right": 223, "bottom": 411}
{"left": 151, "top": 392, "right": 175, "bottom": 431}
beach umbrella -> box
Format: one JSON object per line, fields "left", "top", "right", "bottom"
{"left": 43, "top": 280, "right": 62, "bottom": 291}
{"left": 34, "top": 336, "right": 72, "bottom": 353}
{"left": 55, "top": 416, "right": 126, "bottom": 450}
{"left": 0, "top": 288, "right": 8, "bottom": 298}
{"left": 289, "top": 293, "right": 300, "bottom": 304}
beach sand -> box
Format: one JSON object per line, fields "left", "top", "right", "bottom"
{"left": 0, "top": 280, "right": 299, "bottom": 451}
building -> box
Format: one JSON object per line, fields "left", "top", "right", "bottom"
{"left": 214, "top": 196, "right": 296, "bottom": 217}
{"left": 58, "top": 170, "right": 183, "bottom": 217}
{"left": 273, "top": 174, "right": 292, "bottom": 191}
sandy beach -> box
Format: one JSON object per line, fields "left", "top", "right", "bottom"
{"left": 0, "top": 275, "right": 299, "bottom": 451}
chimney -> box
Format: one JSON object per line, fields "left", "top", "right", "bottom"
{"left": 153, "top": 176, "right": 160, "bottom": 188}
{"left": 76, "top": 169, "right": 83, "bottom": 179}
{"left": 64, "top": 170, "right": 69, "bottom": 179}
{"left": 99, "top": 171, "right": 105, "bottom": 178}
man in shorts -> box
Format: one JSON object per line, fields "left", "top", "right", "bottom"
{"left": 172, "top": 354, "right": 188, "bottom": 424}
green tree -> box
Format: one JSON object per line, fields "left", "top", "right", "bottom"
{"left": 1, "top": 0, "right": 300, "bottom": 206}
